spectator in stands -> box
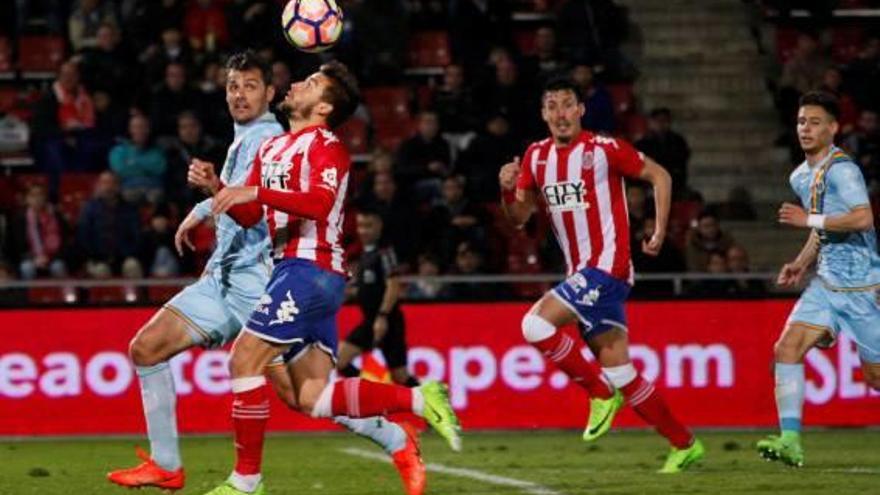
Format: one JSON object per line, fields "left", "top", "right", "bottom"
{"left": 430, "top": 64, "right": 479, "bottom": 135}
{"left": 686, "top": 250, "right": 735, "bottom": 297}
{"left": 138, "top": 208, "right": 180, "bottom": 277}
{"left": 718, "top": 185, "right": 757, "bottom": 221}
{"left": 460, "top": 112, "right": 520, "bottom": 201}
{"left": 844, "top": 36, "right": 880, "bottom": 111}
{"left": 13, "top": 185, "right": 68, "bottom": 280}
{"left": 225, "top": 0, "right": 281, "bottom": 52}
{"left": 358, "top": 171, "right": 419, "bottom": 266}
{"left": 406, "top": 0, "right": 447, "bottom": 29}
{"left": 478, "top": 53, "right": 540, "bottom": 141}
{"left": 448, "top": 240, "right": 498, "bottom": 300}
{"left": 31, "top": 60, "right": 98, "bottom": 199}
{"left": 523, "top": 26, "right": 569, "bottom": 86}
{"left": 184, "top": 0, "right": 229, "bottom": 53}
{"left": 77, "top": 171, "right": 142, "bottom": 279}
{"left": 844, "top": 109, "right": 880, "bottom": 191}
{"left": 448, "top": 0, "right": 512, "bottom": 76}
{"left": 630, "top": 217, "right": 685, "bottom": 297}
{"left": 14, "top": 0, "right": 64, "bottom": 35}
{"left": 404, "top": 252, "right": 449, "bottom": 300}
{"left": 572, "top": 64, "right": 614, "bottom": 134}
{"left": 347, "top": 0, "right": 409, "bottom": 84}
{"left": 198, "top": 59, "right": 233, "bottom": 141}
{"left": 626, "top": 183, "right": 650, "bottom": 235}
{"left": 778, "top": 32, "right": 830, "bottom": 132}
{"left": 556, "top": 0, "right": 630, "bottom": 77}
{"left": 726, "top": 244, "right": 766, "bottom": 296}
{"left": 424, "top": 175, "right": 486, "bottom": 265}
{"left": 68, "top": 0, "right": 118, "bottom": 52}
{"left": 685, "top": 210, "right": 736, "bottom": 272}
{"left": 125, "top": 0, "right": 187, "bottom": 54}
{"left": 141, "top": 27, "right": 194, "bottom": 86}
{"left": 148, "top": 62, "right": 203, "bottom": 139}
{"left": 817, "top": 66, "right": 858, "bottom": 134}
{"left": 109, "top": 114, "right": 167, "bottom": 204}
{"left": 395, "top": 111, "right": 452, "bottom": 197}
{"left": 92, "top": 89, "right": 128, "bottom": 145}
{"left": 163, "top": 111, "right": 223, "bottom": 210}
{"left": 636, "top": 108, "right": 691, "bottom": 200}
{"left": 76, "top": 23, "right": 133, "bottom": 104}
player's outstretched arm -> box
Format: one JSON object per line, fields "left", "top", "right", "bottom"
{"left": 174, "top": 208, "right": 204, "bottom": 255}
{"left": 638, "top": 157, "right": 672, "bottom": 256}
{"left": 778, "top": 203, "right": 873, "bottom": 232}
{"left": 499, "top": 156, "right": 536, "bottom": 229}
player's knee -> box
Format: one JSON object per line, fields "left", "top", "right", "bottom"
{"left": 522, "top": 313, "right": 557, "bottom": 343}
{"left": 296, "top": 389, "right": 321, "bottom": 416}
{"left": 129, "top": 333, "right": 161, "bottom": 367}
{"left": 864, "top": 369, "right": 880, "bottom": 391}
{"left": 773, "top": 337, "right": 802, "bottom": 363}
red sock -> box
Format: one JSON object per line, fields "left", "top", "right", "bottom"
{"left": 331, "top": 378, "right": 413, "bottom": 417}
{"left": 231, "top": 384, "right": 270, "bottom": 475}
{"left": 531, "top": 331, "right": 612, "bottom": 399}
{"left": 620, "top": 375, "right": 692, "bottom": 448}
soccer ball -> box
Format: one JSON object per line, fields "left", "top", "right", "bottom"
{"left": 281, "top": 0, "right": 344, "bottom": 53}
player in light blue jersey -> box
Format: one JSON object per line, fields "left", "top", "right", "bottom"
{"left": 109, "top": 52, "right": 423, "bottom": 493}
{"left": 758, "top": 91, "right": 880, "bottom": 467}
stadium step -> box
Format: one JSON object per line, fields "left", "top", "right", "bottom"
{"left": 638, "top": 76, "right": 766, "bottom": 95}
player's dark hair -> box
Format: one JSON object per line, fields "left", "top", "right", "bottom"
{"left": 319, "top": 61, "right": 360, "bottom": 128}
{"left": 225, "top": 50, "right": 272, "bottom": 86}
{"left": 650, "top": 107, "right": 672, "bottom": 119}
{"left": 542, "top": 76, "right": 583, "bottom": 103}
{"left": 799, "top": 91, "right": 840, "bottom": 121}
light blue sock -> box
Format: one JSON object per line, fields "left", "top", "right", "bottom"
{"left": 136, "top": 363, "right": 181, "bottom": 471}
{"left": 775, "top": 363, "right": 804, "bottom": 434}
{"left": 334, "top": 416, "right": 407, "bottom": 454}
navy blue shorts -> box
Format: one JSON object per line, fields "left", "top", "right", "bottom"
{"left": 246, "top": 258, "right": 346, "bottom": 363}
{"left": 552, "top": 267, "right": 631, "bottom": 338}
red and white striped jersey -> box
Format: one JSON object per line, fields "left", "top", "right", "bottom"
{"left": 516, "top": 130, "right": 645, "bottom": 283}
{"left": 245, "top": 124, "right": 350, "bottom": 274}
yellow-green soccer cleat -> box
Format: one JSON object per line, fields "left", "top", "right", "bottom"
{"left": 582, "top": 389, "right": 624, "bottom": 442}
{"left": 757, "top": 432, "right": 804, "bottom": 467}
{"left": 419, "top": 381, "right": 463, "bottom": 452}
{"left": 658, "top": 438, "right": 705, "bottom": 474}
{"left": 202, "top": 481, "right": 265, "bottom": 495}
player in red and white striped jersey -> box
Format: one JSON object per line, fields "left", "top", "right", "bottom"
{"left": 499, "top": 77, "right": 704, "bottom": 473}
{"left": 199, "top": 62, "right": 460, "bottom": 495}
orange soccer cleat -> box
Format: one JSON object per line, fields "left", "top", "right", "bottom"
{"left": 107, "top": 446, "right": 185, "bottom": 491}
{"left": 391, "top": 423, "right": 427, "bottom": 495}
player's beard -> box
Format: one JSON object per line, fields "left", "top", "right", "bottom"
{"left": 278, "top": 99, "right": 315, "bottom": 123}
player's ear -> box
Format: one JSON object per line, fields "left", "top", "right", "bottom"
{"left": 829, "top": 119, "right": 839, "bottom": 136}
{"left": 578, "top": 102, "right": 586, "bottom": 118}
{"left": 315, "top": 101, "right": 333, "bottom": 120}
{"left": 265, "top": 84, "right": 275, "bottom": 104}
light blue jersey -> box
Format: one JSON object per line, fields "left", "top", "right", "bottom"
{"left": 789, "top": 146, "right": 880, "bottom": 289}
{"left": 166, "top": 112, "right": 283, "bottom": 347}
{"left": 787, "top": 146, "right": 880, "bottom": 362}
{"left": 192, "top": 112, "right": 283, "bottom": 274}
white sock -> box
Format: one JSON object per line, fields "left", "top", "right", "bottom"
{"left": 229, "top": 471, "right": 262, "bottom": 493}
{"left": 412, "top": 388, "right": 425, "bottom": 416}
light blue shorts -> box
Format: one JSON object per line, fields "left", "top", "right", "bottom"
{"left": 787, "top": 278, "right": 880, "bottom": 363}
{"left": 165, "top": 264, "right": 271, "bottom": 348}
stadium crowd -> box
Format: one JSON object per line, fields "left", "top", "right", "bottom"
{"left": 4, "top": 0, "right": 876, "bottom": 300}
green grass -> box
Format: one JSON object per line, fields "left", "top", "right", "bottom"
{"left": 1, "top": 430, "right": 878, "bottom": 495}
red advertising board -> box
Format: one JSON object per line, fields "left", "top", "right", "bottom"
{"left": 1, "top": 301, "right": 877, "bottom": 436}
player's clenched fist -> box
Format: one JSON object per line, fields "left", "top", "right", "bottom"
{"left": 498, "top": 156, "right": 521, "bottom": 192}
{"left": 188, "top": 159, "right": 220, "bottom": 194}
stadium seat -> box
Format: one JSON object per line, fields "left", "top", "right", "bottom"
{"left": 831, "top": 27, "right": 863, "bottom": 64}
{"left": 407, "top": 31, "right": 450, "bottom": 68}
{"left": 18, "top": 35, "right": 66, "bottom": 76}
{"left": 87, "top": 286, "right": 140, "bottom": 304}
{"left": 0, "top": 37, "right": 12, "bottom": 77}
{"left": 336, "top": 116, "right": 369, "bottom": 154}
{"left": 506, "top": 232, "right": 548, "bottom": 299}
{"left": 775, "top": 27, "right": 799, "bottom": 64}
{"left": 28, "top": 286, "right": 77, "bottom": 304}
{"left": 362, "top": 87, "right": 412, "bottom": 123}
{"left": 513, "top": 29, "right": 537, "bottom": 56}
{"left": 147, "top": 285, "right": 181, "bottom": 304}
{"left": 606, "top": 84, "right": 634, "bottom": 116}
{"left": 0, "top": 87, "right": 17, "bottom": 114}
{"left": 59, "top": 172, "right": 97, "bottom": 220}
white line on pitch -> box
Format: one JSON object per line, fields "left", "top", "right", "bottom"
{"left": 819, "top": 467, "right": 880, "bottom": 475}
{"left": 340, "top": 447, "right": 565, "bottom": 495}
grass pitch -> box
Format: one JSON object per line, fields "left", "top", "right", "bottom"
{"left": 1, "top": 430, "right": 878, "bottom": 495}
